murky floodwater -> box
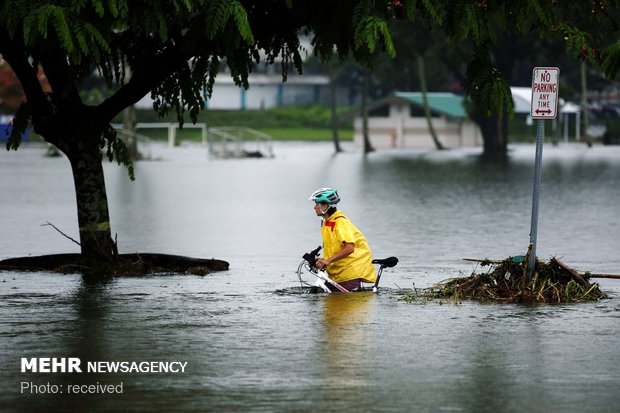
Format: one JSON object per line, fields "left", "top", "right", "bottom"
{"left": 1, "top": 141, "right": 620, "bottom": 412}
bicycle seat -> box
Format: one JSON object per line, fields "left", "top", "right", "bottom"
{"left": 372, "top": 257, "right": 398, "bottom": 268}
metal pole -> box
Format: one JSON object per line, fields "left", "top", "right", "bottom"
{"left": 168, "top": 124, "right": 175, "bottom": 148}
{"left": 528, "top": 119, "right": 545, "bottom": 277}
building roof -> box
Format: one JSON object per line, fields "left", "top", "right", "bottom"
{"left": 511, "top": 86, "right": 581, "bottom": 114}
{"left": 339, "top": 91, "right": 468, "bottom": 122}
{"left": 344, "top": 87, "right": 580, "bottom": 122}
{"left": 510, "top": 87, "right": 532, "bottom": 113}
{"left": 393, "top": 92, "right": 467, "bottom": 118}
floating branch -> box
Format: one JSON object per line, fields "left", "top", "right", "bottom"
{"left": 589, "top": 273, "right": 620, "bottom": 280}
{"left": 462, "top": 258, "right": 503, "bottom": 264}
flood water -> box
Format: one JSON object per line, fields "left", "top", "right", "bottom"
{"left": 1, "top": 141, "right": 620, "bottom": 413}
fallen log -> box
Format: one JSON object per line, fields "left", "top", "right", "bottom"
{"left": 0, "top": 253, "right": 229, "bottom": 275}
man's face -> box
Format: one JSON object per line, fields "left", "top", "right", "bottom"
{"left": 314, "top": 203, "right": 327, "bottom": 216}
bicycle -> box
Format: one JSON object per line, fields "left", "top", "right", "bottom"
{"left": 296, "top": 246, "right": 398, "bottom": 293}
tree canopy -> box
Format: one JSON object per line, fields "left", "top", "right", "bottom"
{"left": 2, "top": 1, "right": 620, "bottom": 149}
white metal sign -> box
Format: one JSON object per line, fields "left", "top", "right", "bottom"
{"left": 530, "top": 67, "right": 560, "bottom": 119}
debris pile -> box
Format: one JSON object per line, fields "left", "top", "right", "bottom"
{"left": 407, "top": 257, "right": 607, "bottom": 304}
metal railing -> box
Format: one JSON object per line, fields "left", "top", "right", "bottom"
{"left": 207, "top": 127, "right": 274, "bottom": 159}
{"left": 112, "top": 127, "right": 154, "bottom": 159}
{"left": 112, "top": 122, "right": 207, "bottom": 148}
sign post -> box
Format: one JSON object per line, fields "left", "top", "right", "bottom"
{"left": 528, "top": 67, "right": 560, "bottom": 278}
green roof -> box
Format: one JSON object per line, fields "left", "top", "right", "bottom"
{"left": 394, "top": 92, "right": 466, "bottom": 118}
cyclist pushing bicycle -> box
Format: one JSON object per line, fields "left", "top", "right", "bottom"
{"left": 308, "top": 187, "right": 377, "bottom": 292}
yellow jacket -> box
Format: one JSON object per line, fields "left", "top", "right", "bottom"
{"left": 321, "top": 210, "right": 376, "bottom": 284}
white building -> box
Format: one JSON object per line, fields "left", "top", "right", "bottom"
{"left": 136, "top": 36, "right": 346, "bottom": 111}
{"left": 353, "top": 92, "right": 482, "bottom": 149}
{"left": 511, "top": 86, "right": 587, "bottom": 141}
{"left": 136, "top": 72, "right": 336, "bottom": 110}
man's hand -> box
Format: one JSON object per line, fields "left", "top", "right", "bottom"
{"left": 315, "top": 258, "right": 328, "bottom": 270}
{"left": 315, "top": 242, "right": 354, "bottom": 270}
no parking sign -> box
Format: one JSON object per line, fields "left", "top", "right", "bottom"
{"left": 530, "top": 67, "right": 560, "bottom": 119}
{"left": 527, "top": 66, "right": 560, "bottom": 277}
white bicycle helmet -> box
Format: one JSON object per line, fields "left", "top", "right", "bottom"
{"left": 309, "top": 187, "right": 340, "bottom": 205}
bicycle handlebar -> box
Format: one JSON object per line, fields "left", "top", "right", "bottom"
{"left": 302, "top": 245, "right": 322, "bottom": 269}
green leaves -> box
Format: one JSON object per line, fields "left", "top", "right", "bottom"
{"left": 451, "top": 1, "right": 480, "bottom": 42}
{"left": 557, "top": 21, "right": 620, "bottom": 79}
{"left": 354, "top": 15, "right": 396, "bottom": 57}
{"left": 462, "top": 46, "right": 513, "bottom": 118}
{"left": 6, "top": 0, "right": 620, "bottom": 150}
{"left": 17, "top": 2, "right": 112, "bottom": 68}
{"left": 204, "top": 0, "right": 254, "bottom": 43}
{"left": 526, "top": 0, "right": 553, "bottom": 27}
{"left": 601, "top": 40, "right": 620, "bottom": 80}
{"left": 559, "top": 24, "right": 593, "bottom": 60}
{"left": 230, "top": 1, "right": 254, "bottom": 43}
{"left": 419, "top": 0, "right": 442, "bottom": 24}
{"left": 351, "top": 1, "right": 396, "bottom": 58}
{"left": 24, "top": 5, "right": 73, "bottom": 50}
{"left": 101, "top": 125, "right": 135, "bottom": 181}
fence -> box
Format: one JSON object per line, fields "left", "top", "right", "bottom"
{"left": 207, "top": 127, "right": 274, "bottom": 159}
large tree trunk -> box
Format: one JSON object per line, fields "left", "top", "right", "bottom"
{"left": 473, "top": 112, "right": 508, "bottom": 155}
{"left": 122, "top": 65, "right": 139, "bottom": 159}
{"left": 66, "top": 133, "right": 117, "bottom": 264}
{"left": 122, "top": 104, "right": 139, "bottom": 159}
{"left": 329, "top": 67, "right": 343, "bottom": 153}
{"left": 418, "top": 55, "right": 445, "bottom": 150}
{"left": 361, "top": 70, "right": 374, "bottom": 153}
{"left": 580, "top": 61, "right": 592, "bottom": 147}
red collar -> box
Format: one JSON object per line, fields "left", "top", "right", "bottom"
{"left": 323, "top": 214, "right": 346, "bottom": 231}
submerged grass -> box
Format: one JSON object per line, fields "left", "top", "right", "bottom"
{"left": 402, "top": 256, "right": 607, "bottom": 304}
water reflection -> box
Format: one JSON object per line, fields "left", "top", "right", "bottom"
{"left": 320, "top": 293, "right": 376, "bottom": 409}
{"left": 452, "top": 308, "right": 549, "bottom": 413}
{"left": 12, "top": 278, "right": 118, "bottom": 413}
{"left": 70, "top": 279, "right": 114, "bottom": 361}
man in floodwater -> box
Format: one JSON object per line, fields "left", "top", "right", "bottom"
{"left": 309, "top": 188, "right": 376, "bottom": 292}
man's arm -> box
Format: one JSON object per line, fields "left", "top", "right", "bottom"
{"left": 316, "top": 242, "right": 354, "bottom": 268}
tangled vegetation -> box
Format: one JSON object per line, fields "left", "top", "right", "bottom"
{"left": 403, "top": 256, "right": 607, "bottom": 304}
